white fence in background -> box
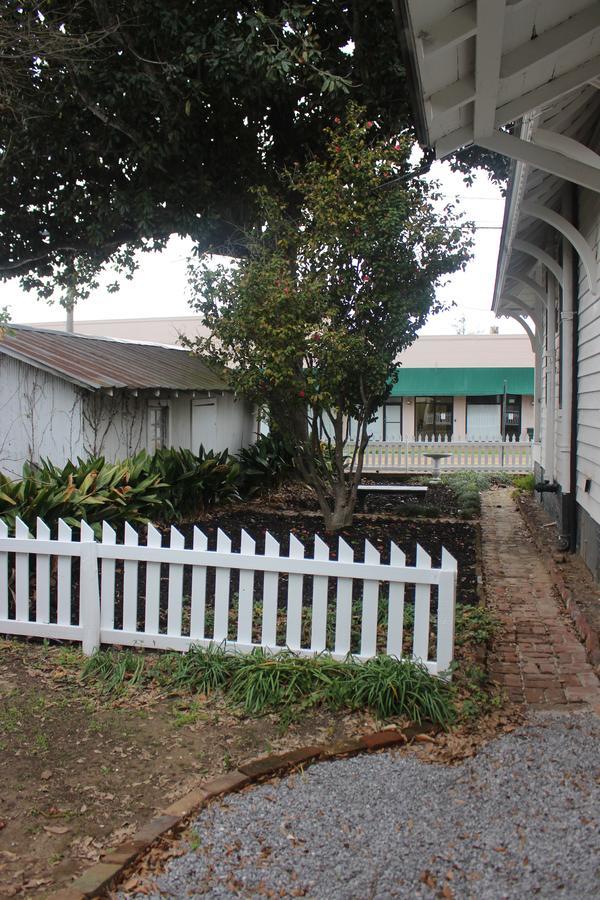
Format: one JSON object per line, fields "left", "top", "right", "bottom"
{"left": 0, "top": 518, "right": 457, "bottom": 677}
{"left": 348, "top": 436, "right": 535, "bottom": 473}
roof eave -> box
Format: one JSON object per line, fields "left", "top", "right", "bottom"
{"left": 395, "top": 0, "right": 431, "bottom": 147}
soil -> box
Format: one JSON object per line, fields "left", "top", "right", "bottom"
{"left": 0, "top": 640, "right": 381, "bottom": 899}
{"left": 254, "top": 478, "right": 465, "bottom": 519}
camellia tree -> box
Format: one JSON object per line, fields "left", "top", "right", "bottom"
{"left": 188, "top": 107, "right": 473, "bottom": 530}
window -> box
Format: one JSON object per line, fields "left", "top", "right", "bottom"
{"left": 503, "top": 395, "right": 522, "bottom": 440}
{"left": 415, "top": 397, "right": 453, "bottom": 438}
{"left": 149, "top": 405, "right": 169, "bottom": 451}
{"left": 347, "top": 402, "right": 402, "bottom": 441}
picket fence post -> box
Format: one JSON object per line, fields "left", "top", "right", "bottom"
{"left": 80, "top": 539, "right": 100, "bottom": 656}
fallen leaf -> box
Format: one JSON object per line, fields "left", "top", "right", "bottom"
{"left": 40, "top": 770, "right": 52, "bottom": 781}
{"left": 43, "top": 825, "right": 70, "bottom": 835}
{"left": 441, "top": 884, "right": 454, "bottom": 899}
{"left": 413, "top": 733, "right": 436, "bottom": 743}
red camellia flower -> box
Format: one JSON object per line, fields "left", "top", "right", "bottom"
{"left": 334, "top": 116, "right": 341, "bottom": 124}
{"left": 366, "top": 121, "right": 374, "bottom": 128}
{"left": 298, "top": 390, "right": 305, "bottom": 398}
{"left": 362, "top": 274, "right": 370, "bottom": 282}
{"left": 334, "top": 145, "right": 341, "bottom": 153}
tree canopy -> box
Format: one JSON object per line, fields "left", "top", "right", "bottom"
{"left": 1, "top": 0, "right": 415, "bottom": 299}
{"left": 188, "top": 108, "right": 473, "bottom": 529}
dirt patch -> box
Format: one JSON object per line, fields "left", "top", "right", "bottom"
{"left": 251, "top": 478, "right": 464, "bottom": 519}
{"left": 0, "top": 640, "right": 377, "bottom": 898}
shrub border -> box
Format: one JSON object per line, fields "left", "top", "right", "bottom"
{"left": 48, "top": 722, "right": 436, "bottom": 899}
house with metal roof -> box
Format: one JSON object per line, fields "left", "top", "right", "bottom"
{"left": 398, "top": 0, "right": 600, "bottom": 578}
{"left": 0, "top": 325, "right": 255, "bottom": 477}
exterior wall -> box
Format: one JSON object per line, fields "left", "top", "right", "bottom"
{"left": 212, "top": 394, "right": 256, "bottom": 455}
{"left": 575, "top": 188, "right": 600, "bottom": 564}
{"left": 396, "top": 334, "right": 534, "bottom": 368}
{"left": 532, "top": 186, "right": 600, "bottom": 580}
{"left": 521, "top": 397, "right": 535, "bottom": 434}
{"left": 0, "top": 357, "right": 254, "bottom": 477}
{"left": 29, "top": 316, "right": 209, "bottom": 347}
{"left": 0, "top": 355, "right": 86, "bottom": 477}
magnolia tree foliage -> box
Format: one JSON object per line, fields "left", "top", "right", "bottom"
{"left": 188, "top": 109, "right": 473, "bottom": 530}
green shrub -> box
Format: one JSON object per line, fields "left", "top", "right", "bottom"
{"left": 235, "top": 433, "right": 296, "bottom": 497}
{"left": 0, "top": 453, "right": 167, "bottom": 532}
{"left": 82, "top": 645, "right": 457, "bottom": 727}
{"left": 151, "top": 446, "right": 240, "bottom": 519}
{"left": 512, "top": 473, "right": 535, "bottom": 493}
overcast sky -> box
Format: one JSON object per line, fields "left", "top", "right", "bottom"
{"left": 2, "top": 162, "right": 522, "bottom": 336}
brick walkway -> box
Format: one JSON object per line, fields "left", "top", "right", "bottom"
{"left": 482, "top": 488, "right": 600, "bottom": 714}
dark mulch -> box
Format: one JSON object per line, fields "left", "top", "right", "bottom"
{"left": 253, "top": 478, "right": 463, "bottom": 519}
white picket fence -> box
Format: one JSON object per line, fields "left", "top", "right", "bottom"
{"left": 349, "top": 437, "right": 535, "bottom": 473}
{"left": 0, "top": 517, "right": 457, "bottom": 677}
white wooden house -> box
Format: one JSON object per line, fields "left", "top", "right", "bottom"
{"left": 398, "top": 0, "right": 600, "bottom": 579}
{"left": 0, "top": 325, "right": 256, "bottom": 477}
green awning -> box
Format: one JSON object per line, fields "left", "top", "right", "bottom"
{"left": 389, "top": 367, "right": 534, "bottom": 397}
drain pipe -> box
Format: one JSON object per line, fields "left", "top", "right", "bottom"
{"left": 568, "top": 184, "right": 580, "bottom": 552}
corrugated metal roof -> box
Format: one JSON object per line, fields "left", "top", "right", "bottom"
{"left": 0, "top": 324, "right": 228, "bottom": 392}
{"left": 390, "top": 367, "right": 534, "bottom": 397}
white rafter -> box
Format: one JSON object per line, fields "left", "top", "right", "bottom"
{"left": 429, "top": 77, "right": 475, "bottom": 116}
{"left": 499, "top": 5, "right": 600, "bottom": 80}
{"left": 506, "top": 273, "right": 549, "bottom": 307}
{"left": 521, "top": 201, "right": 598, "bottom": 292}
{"left": 477, "top": 130, "right": 600, "bottom": 193}
{"left": 513, "top": 239, "right": 564, "bottom": 286}
{"left": 419, "top": 3, "right": 477, "bottom": 58}
{"left": 494, "top": 55, "right": 600, "bottom": 127}
{"left": 473, "top": 0, "right": 506, "bottom": 140}
{"left": 532, "top": 129, "right": 600, "bottom": 171}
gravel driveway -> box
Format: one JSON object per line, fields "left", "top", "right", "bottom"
{"left": 124, "top": 712, "right": 600, "bottom": 899}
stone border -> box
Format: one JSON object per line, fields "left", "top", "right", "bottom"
{"left": 517, "top": 498, "right": 600, "bottom": 667}
{"left": 48, "top": 723, "right": 434, "bottom": 899}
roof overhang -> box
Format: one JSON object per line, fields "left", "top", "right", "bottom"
{"left": 399, "top": 0, "right": 600, "bottom": 331}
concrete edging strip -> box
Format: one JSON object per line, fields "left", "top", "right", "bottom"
{"left": 47, "top": 724, "right": 433, "bottom": 899}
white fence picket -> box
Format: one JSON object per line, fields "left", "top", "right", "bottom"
{"left": 167, "top": 526, "right": 185, "bottom": 637}
{"left": 437, "top": 547, "right": 457, "bottom": 675}
{"left": 413, "top": 544, "right": 431, "bottom": 663}
{"left": 237, "top": 530, "right": 255, "bottom": 646}
{"left": 360, "top": 540, "right": 379, "bottom": 658}
{"left": 349, "top": 437, "right": 535, "bottom": 472}
{"left": 386, "top": 542, "right": 406, "bottom": 657}
{"left": 190, "top": 526, "right": 207, "bottom": 640}
{"left": 0, "top": 520, "right": 7, "bottom": 621}
{"left": 262, "top": 531, "right": 280, "bottom": 647}
{"left": 213, "top": 529, "right": 231, "bottom": 641}
{"left": 100, "top": 522, "right": 117, "bottom": 631}
{"left": 286, "top": 533, "right": 305, "bottom": 651}
{"left": 14, "top": 519, "right": 30, "bottom": 622}
{"left": 0, "top": 516, "right": 458, "bottom": 676}
{"left": 57, "top": 519, "right": 72, "bottom": 626}
{"left": 123, "top": 522, "right": 139, "bottom": 633}
{"left": 310, "top": 535, "right": 329, "bottom": 653}
{"left": 145, "top": 524, "right": 162, "bottom": 635}
{"left": 334, "top": 538, "right": 354, "bottom": 657}
{"left": 35, "top": 518, "right": 51, "bottom": 624}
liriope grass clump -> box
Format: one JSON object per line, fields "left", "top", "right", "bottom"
{"left": 81, "top": 645, "right": 456, "bottom": 727}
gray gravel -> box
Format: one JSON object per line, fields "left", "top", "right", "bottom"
{"left": 125, "top": 712, "right": 600, "bottom": 899}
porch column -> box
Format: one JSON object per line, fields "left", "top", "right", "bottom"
{"left": 544, "top": 278, "right": 557, "bottom": 480}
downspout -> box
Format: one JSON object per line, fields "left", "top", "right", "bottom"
{"left": 568, "top": 183, "right": 580, "bottom": 552}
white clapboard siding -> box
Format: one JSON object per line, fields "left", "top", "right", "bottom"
{"left": 348, "top": 437, "right": 534, "bottom": 473}
{"left": 0, "top": 517, "right": 458, "bottom": 677}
